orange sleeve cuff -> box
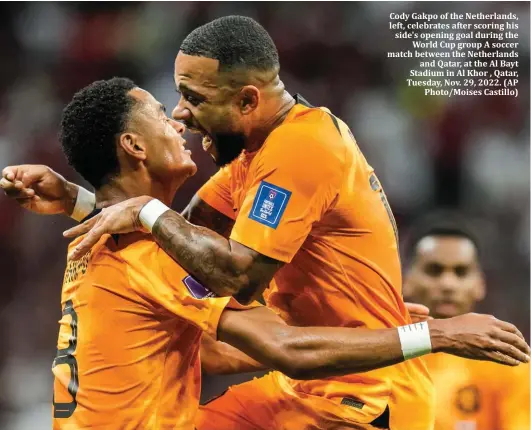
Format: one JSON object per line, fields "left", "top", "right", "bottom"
{"left": 230, "top": 229, "right": 295, "bottom": 263}
{"left": 197, "top": 181, "right": 236, "bottom": 221}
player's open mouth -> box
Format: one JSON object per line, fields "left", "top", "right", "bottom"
{"left": 202, "top": 135, "right": 213, "bottom": 152}
{"left": 187, "top": 127, "right": 213, "bottom": 152}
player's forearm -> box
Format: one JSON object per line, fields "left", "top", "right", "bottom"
{"left": 279, "top": 326, "right": 407, "bottom": 379}
{"left": 152, "top": 210, "right": 251, "bottom": 297}
{"left": 181, "top": 195, "right": 234, "bottom": 240}
{"left": 200, "top": 334, "right": 267, "bottom": 375}
{"left": 223, "top": 323, "right": 408, "bottom": 380}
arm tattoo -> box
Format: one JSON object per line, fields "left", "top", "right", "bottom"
{"left": 153, "top": 203, "right": 283, "bottom": 300}
{"left": 181, "top": 196, "right": 234, "bottom": 239}
{"left": 153, "top": 212, "right": 221, "bottom": 278}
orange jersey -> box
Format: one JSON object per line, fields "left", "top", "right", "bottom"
{"left": 197, "top": 95, "right": 434, "bottom": 429}
{"left": 53, "top": 231, "right": 252, "bottom": 430}
{"left": 425, "top": 353, "right": 530, "bottom": 430}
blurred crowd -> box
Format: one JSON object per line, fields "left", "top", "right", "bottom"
{"left": 0, "top": 2, "right": 528, "bottom": 428}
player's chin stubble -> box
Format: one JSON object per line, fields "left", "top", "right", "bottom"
{"left": 212, "top": 132, "right": 247, "bottom": 167}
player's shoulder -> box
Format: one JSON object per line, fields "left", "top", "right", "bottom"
{"left": 425, "top": 351, "right": 530, "bottom": 386}
{"left": 462, "top": 357, "right": 530, "bottom": 388}
{"left": 114, "top": 233, "right": 172, "bottom": 268}
{"left": 272, "top": 105, "right": 342, "bottom": 141}
{"left": 108, "top": 233, "right": 189, "bottom": 285}
{"left": 491, "top": 360, "right": 531, "bottom": 381}
{"left": 72, "top": 232, "right": 163, "bottom": 270}
{"left": 63, "top": 234, "right": 131, "bottom": 290}
{"left": 263, "top": 106, "right": 347, "bottom": 165}
{"left": 67, "top": 233, "right": 121, "bottom": 263}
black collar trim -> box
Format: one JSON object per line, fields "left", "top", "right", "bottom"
{"left": 293, "top": 93, "right": 314, "bottom": 108}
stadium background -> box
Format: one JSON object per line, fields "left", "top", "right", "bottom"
{"left": 0, "top": 2, "right": 528, "bottom": 428}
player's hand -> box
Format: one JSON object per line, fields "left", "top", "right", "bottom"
{"left": 405, "top": 302, "right": 432, "bottom": 323}
{"left": 429, "top": 313, "right": 531, "bottom": 366}
{"left": 1, "top": 165, "right": 78, "bottom": 215}
{"left": 63, "top": 195, "right": 153, "bottom": 259}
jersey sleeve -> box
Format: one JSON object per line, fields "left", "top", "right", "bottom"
{"left": 230, "top": 122, "right": 345, "bottom": 263}
{"left": 196, "top": 165, "right": 236, "bottom": 220}
{"left": 133, "top": 244, "right": 259, "bottom": 339}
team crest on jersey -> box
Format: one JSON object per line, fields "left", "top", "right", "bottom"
{"left": 182, "top": 275, "right": 216, "bottom": 299}
{"left": 455, "top": 385, "right": 480, "bottom": 414}
{"left": 249, "top": 181, "right": 291, "bottom": 229}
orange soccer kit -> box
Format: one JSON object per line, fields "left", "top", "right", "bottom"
{"left": 52, "top": 230, "right": 254, "bottom": 430}
{"left": 424, "top": 353, "right": 530, "bottom": 430}
{"left": 196, "top": 94, "right": 434, "bottom": 430}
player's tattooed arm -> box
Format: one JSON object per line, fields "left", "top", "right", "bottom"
{"left": 180, "top": 194, "right": 234, "bottom": 239}
{"left": 152, "top": 206, "right": 283, "bottom": 303}
{"left": 64, "top": 195, "right": 283, "bottom": 302}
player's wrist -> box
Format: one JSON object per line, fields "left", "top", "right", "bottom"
{"left": 70, "top": 184, "right": 96, "bottom": 221}
{"left": 397, "top": 321, "right": 433, "bottom": 360}
{"left": 138, "top": 198, "right": 170, "bottom": 233}
{"left": 64, "top": 181, "right": 79, "bottom": 216}
{"left": 425, "top": 319, "right": 449, "bottom": 353}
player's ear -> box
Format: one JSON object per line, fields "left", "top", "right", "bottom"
{"left": 238, "top": 85, "right": 260, "bottom": 115}
{"left": 118, "top": 132, "right": 147, "bottom": 161}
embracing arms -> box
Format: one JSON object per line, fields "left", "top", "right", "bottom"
{"left": 0, "top": 165, "right": 490, "bottom": 321}
{"left": 2, "top": 165, "right": 531, "bottom": 379}
{"left": 217, "top": 307, "right": 530, "bottom": 380}
{"left": 63, "top": 196, "right": 283, "bottom": 304}
{"left": 1, "top": 165, "right": 280, "bottom": 303}
{"left": 150, "top": 204, "right": 283, "bottom": 304}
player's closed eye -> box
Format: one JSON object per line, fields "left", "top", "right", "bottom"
{"left": 183, "top": 94, "right": 202, "bottom": 106}
{"left": 175, "top": 88, "right": 203, "bottom": 107}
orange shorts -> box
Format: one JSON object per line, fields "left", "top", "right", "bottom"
{"left": 196, "top": 372, "right": 390, "bottom": 430}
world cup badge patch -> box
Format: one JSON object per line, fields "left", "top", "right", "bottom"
{"left": 249, "top": 181, "right": 291, "bottom": 229}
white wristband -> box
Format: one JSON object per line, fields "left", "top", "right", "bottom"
{"left": 71, "top": 187, "right": 96, "bottom": 222}
{"left": 397, "top": 322, "right": 432, "bottom": 360}
{"left": 139, "top": 199, "right": 170, "bottom": 232}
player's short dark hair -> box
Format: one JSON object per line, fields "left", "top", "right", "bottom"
{"left": 180, "top": 15, "right": 279, "bottom": 72}
{"left": 60, "top": 77, "right": 137, "bottom": 189}
{"left": 403, "top": 213, "right": 481, "bottom": 266}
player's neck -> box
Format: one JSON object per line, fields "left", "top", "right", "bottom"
{"left": 245, "top": 87, "right": 295, "bottom": 153}
{"left": 95, "top": 175, "right": 174, "bottom": 209}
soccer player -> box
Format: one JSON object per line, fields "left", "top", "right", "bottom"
{"left": 2, "top": 16, "right": 530, "bottom": 430}
{"left": 17, "top": 77, "right": 529, "bottom": 430}
{"left": 403, "top": 217, "right": 530, "bottom": 430}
